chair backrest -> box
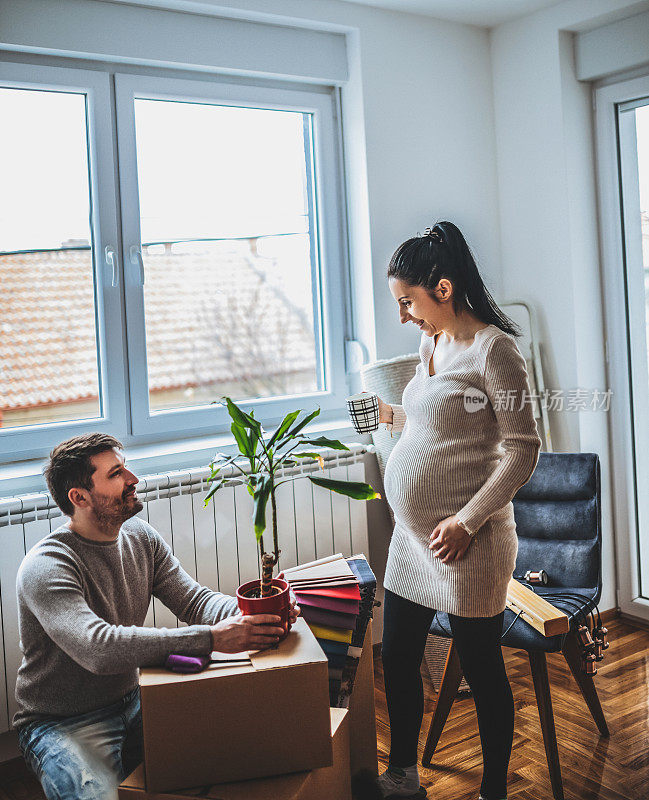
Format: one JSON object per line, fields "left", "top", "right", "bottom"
{"left": 512, "top": 452, "right": 601, "bottom": 599}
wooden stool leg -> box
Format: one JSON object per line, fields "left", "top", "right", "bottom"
{"left": 561, "top": 630, "right": 610, "bottom": 737}
{"left": 529, "top": 650, "right": 564, "bottom": 800}
{"left": 421, "top": 640, "right": 462, "bottom": 768}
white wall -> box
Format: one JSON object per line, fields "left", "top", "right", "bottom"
{"left": 343, "top": 6, "right": 501, "bottom": 358}
{"left": 576, "top": 8, "right": 649, "bottom": 80}
{"left": 490, "top": 0, "right": 649, "bottom": 612}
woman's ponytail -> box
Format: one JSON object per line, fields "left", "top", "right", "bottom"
{"left": 388, "top": 220, "right": 521, "bottom": 337}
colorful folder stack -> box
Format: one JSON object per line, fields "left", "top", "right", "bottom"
{"left": 283, "top": 553, "right": 376, "bottom": 706}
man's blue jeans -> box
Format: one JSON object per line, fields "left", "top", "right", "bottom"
{"left": 17, "top": 687, "right": 143, "bottom": 800}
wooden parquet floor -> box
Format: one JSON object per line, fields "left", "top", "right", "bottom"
{"left": 1, "top": 617, "right": 647, "bottom": 800}
{"left": 375, "top": 616, "right": 649, "bottom": 800}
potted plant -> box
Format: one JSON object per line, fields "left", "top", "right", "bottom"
{"left": 204, "top": 396, "right": 381, "bottom": 635}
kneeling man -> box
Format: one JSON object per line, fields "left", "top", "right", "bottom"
{"left": 14, "top": 433, "right": 297, "bottom": 800}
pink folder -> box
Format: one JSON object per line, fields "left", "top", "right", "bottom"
{"left": 295, "top": 592, "right": 360, "bottom": 615}
{"left": 296, "top": 585, "right": 361, "bottom": 601}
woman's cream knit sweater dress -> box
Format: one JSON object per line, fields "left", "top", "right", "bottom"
{"left": 383, "top": 324, "right": 542, "bottom": 618}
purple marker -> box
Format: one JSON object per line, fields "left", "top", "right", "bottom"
{"left": 165, "top": 654, "right": 252, "bottom": 674}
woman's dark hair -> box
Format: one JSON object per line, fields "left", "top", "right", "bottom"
{"left": 387, "top": 220, "right": 521, "bottom": 337}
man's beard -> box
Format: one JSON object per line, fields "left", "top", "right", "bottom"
{"left": 89, "top": 490, "right": 144, "bottom": 529}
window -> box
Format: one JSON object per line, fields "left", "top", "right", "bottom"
{"left": 0, "top": 62, "right": 350, "bottom": 461}
{"left": 596, "top": 74, "right": 649, "bottom": 621}
{"left": 0, "top": 86, "right": 100, "bottom": 428}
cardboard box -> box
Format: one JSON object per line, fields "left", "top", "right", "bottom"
{"left": 347, "top": 621, "right": 378, "bottom": 777}
{"left": 118, "top": 708, "right": 351, "bottom": 800}
{"left": 139, "top": 617, "right": 332, "bottom": 792}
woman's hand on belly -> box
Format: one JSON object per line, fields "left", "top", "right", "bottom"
{"left": 429, "top": 516, "right": 472, "bottom": 564}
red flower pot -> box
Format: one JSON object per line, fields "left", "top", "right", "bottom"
{"left": 236, "top": 578, "right": 291, "bottom": 639}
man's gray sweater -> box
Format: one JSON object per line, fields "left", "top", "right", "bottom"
{"left": 14, "top": 517, "right": 239, "bottom": 728}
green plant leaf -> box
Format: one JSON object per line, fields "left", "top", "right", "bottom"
{"left": 231, "top": 421, "right": 253, "bottom": 459}
{"left": 278, "top": 407, "right": 321, "bottom": 445}
{"left": 253, "top": 479, "right": 272, "bottom": 540}
{"left": 203, "top": 476, "right": 226, "bottom": 506}
{"left": 308, "top": 475, "right": 381, "bottom": 500}
{"left": 248, "top": 428, "right": 259, "bottom": 462}
{"left": 299, "top": 436, "right": 350, "bottom": 451}
{"left": 249, "top": 409, "right": 265, "bottom": 436}
{"left": 221, "top": 395, "right": 262, "bottom": 435}
{"left": 268, "top": 409, "right": 301, "bottom": 448}
{"left": 246, "top": 411, "right": 260, "bottom": 462}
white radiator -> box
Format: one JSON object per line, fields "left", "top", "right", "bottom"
{"left": 0, "top": 444, "right": 373, "bottom": 733}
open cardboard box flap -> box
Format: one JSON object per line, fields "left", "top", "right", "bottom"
{"left": 139, "top": 618, "right": 327, "bottom": 687}
{"left": 250, "top": 617, "right": 328, "bottom": 670}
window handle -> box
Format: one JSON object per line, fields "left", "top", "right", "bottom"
{"left": 129, "top": 246, "right": 145, "bottom": 286}
{"left": 105, "top": 246, "right": 119, "bottom": 288}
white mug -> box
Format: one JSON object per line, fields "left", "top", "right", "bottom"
{"left": 346, "top": 392, "right": 380, "bottom": 434}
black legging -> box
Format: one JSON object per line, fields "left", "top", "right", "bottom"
{"left": 382, "top": 589, "right": 514, "bottom": 800}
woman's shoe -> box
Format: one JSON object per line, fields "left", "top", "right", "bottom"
{"left": 377, "top": 766, "right": 427, "bottom": 798}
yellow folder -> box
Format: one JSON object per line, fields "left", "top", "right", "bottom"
{"left": 307, "top": 622, "right": 353, "bottom": 644}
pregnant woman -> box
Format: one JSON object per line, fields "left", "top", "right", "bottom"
{"left": 376, "top": 221, "right": 542, "bottom": 800}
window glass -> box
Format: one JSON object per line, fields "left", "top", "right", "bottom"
{"left": 132, "top": 99, "right": 321, "bottom": 413}
{"left": 0, "top": 87, "right": 100, "bottom": 429}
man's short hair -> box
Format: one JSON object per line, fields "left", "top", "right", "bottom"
{"left": 44, "top": 433, "right": 124, "bottom": 516}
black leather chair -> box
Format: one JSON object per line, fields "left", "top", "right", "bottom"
{"left": 422, "top": 452, "right": 609, "bottom": 800}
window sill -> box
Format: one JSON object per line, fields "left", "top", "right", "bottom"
{"left": 0, "top": 418, "right": 372, "bottom": 499}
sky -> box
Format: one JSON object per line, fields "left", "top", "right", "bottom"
{"left": 0, "top": 88, "right": 91, "bottom": 251}
{"left": 134, "top": 98, "right": 309, "bottom": 243}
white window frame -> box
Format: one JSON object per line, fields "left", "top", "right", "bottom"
{"left": 595, "top": 73, "right": 649, "bottom": 623}
{"left": 0, "top": 60, "right": 129, "bottom": 461}
{"left": 114, "top": 73, "right": 349, "bottom": 441}
{"left": 0, "top": 59, "right": 352, "bottom": 463}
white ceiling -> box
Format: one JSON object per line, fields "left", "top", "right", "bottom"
{"left": 336, "top": 0, "right": 566, "bottom": 28}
